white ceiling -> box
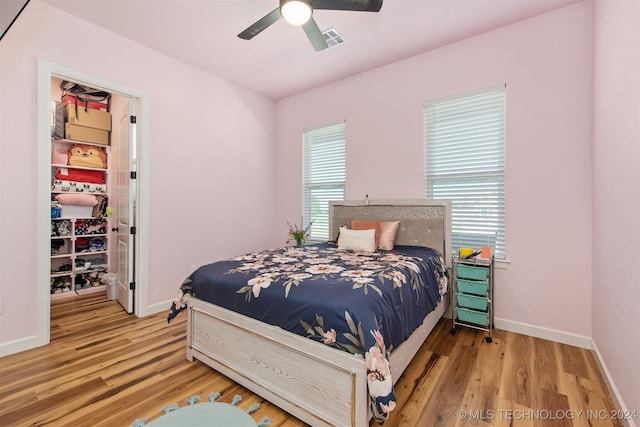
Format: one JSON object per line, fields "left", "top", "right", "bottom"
{"left": 41, "top": 0, "right": 578, "bottom": 100}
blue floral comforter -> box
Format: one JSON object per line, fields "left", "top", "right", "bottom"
{"left": 168, "top": 242, "right": 448, "bottom": 424}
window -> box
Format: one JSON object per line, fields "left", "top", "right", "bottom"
{"left": 424, "top": 86, "right": 506, "bottom": 259}
{"left": 303, "top": 121, "right": 346, "bottom": 241}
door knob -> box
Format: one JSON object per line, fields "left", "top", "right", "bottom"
{"left": 112, "top": 227, "right": 119, "bottom": 232}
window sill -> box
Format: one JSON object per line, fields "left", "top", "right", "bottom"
{"left": 494, "top": 258, "right": 510, "bottom": 270}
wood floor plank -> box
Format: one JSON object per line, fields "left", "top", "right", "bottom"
{"left": 457, "top": 329, "right": 506, "bottom": 426}
{"left": 493, "top": 396, "right": 536, "bottom": 427}
{"left": 1, "top": 377, "right": 110, "bottom": 426}
{"left": 0, "top": 293, "right": 624, "bottom": 427}
{"left": 415, "top": 343, "right": 478, "bottom": 426}
{"left": 560, "top": 343, "right": 591, "bottom": 380}
{"left": 385, "top": 352, "right": 448, "bottom": 427}
{"left": 423, "top": 319, "right": 459, "bottom": 357}
{"left": 533, "top": 339, "right": 567, "bottom": 396}
{"left": 500, "top": 331, "right": 536, "bottom": 409}
{"left": 563, "top": 373, "right": 624, "bottom": 427}
{"left": 533, "top": 387, "right": 572, "bottom": 427}
{"left": 69, "top": 365, "right": 235, "bottom": 426}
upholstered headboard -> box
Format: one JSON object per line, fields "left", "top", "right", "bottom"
{"left": 329, "top": 199, "right": 452, "bottom": 267}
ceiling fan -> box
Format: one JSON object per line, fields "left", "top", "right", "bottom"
{"left": 238, "top": 0, "right": 383, "bottom": 51}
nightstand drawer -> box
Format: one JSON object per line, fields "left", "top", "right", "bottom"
{"left": 456, "top": 307, "right": 489, "bottom": 327}
{"left": 456, "top": 278, "right": 488, "bottom": 296}
{"left": 456, "top": 293, "right": 488, "bottom": 311}
{"left": 456, "top": 264, "right": 489, "bottom": 281}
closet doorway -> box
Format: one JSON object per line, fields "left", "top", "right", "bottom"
{"left": 37, "top": 60, "right": 150, "bottom": 348}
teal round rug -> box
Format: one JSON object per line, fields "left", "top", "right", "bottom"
{"left": 131, "top": 393, "right": 270, "bottom": 427}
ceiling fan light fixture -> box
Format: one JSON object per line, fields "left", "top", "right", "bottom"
{"left": 280, "top": 0, "right": 312, "bottom": 26}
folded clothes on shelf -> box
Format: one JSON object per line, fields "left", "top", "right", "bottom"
{"left": 51, "top": 220, "right": 72, "bottom": 237}
{"left": 75, "top": 219, "right": 107, "bottom": 235}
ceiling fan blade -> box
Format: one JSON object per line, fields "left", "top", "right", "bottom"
{"left": 302, "top": 17, "right": 329, "bottom": 51}
{"left": 312, "top": 0, "right": 383, "bottom": 12}
{"left": 238, "top": 7, "right": 282, "bottom": 40}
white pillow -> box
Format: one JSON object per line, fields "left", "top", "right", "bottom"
{"left": 337, "top": 227, "right": 376, "bottom": 252}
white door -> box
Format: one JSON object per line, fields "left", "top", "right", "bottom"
{"left": 115, "top": 103, "right": 136, "bottom": 313}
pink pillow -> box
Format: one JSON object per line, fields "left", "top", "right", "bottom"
{"left": 55, "top": 193, "right": 99, "bottom": 206}
{"left": 378, "top": 221, "right": 400, "bottom": 250}
{"left": 52, "top": 143, "right": 68, "bottom": 165}
{"left": 351, "top": 220, "right": 401, "bottom": 250}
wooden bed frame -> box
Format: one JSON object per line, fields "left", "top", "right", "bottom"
{"left": 185, "top": 199, "right": 451, "bottom": 427}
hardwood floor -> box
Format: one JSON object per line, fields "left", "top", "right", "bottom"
{"left": 0, "top": 293, "right": 623, "bottom": 427}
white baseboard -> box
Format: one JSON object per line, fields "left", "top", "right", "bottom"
{"left": 591, "top": 341, "right": 638, "bottom": 427}
{"left": 141, "top": 300, "right": 174, "bottom": 317}
{"left": 0, "top": 335, "right": 41, "bottom": 358}
{"left": 494, "top": 317, "right": 592, "bottom": 349}
{"left": 495, "top": 317, "right": 636, "bottom": 427}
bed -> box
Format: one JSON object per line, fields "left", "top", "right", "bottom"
{"left": 168, "top": 199, "right": 451, "bottom": 426}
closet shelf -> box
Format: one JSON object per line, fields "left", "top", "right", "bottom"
{"left": 52, "top": 163, "right": 108, "bottom": 173}
{"left": 53, "top": 138, "right": 111, "bottom": 150}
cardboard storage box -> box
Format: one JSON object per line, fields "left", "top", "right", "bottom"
{"left": 52, "top": 102, "right": 65, "bottom": 140}
{"left": 65, "top": 123, "right": 109, "bottom": 146}
{"left": 60, "top": 204, "right": 94, "bottom": 218}
{"left": 61, "top": 94, "right": 108, "bottom": 111}
{"left": 65, "top": 104, "right": 111, "bottom": 131}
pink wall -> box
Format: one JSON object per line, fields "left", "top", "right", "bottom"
{"left": 593, "top": 0, "right": 640, "bottom": 416}
{"left": 0, "top": 1, "right": 276, "bottom": 345}
{"left": 276, "top": 2, "right": 594, "bottom": 336}
{"left": 0, "top": 0, "right": 636, "bottom": 417}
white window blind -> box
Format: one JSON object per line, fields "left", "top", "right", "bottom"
{"left": 303, "top": 122, "right": 346, "bottom": 241}
{"left": 424, "top": 87, "right": 506, "bottom": 259}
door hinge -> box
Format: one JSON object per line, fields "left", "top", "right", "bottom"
{"left": 130, "top": 226, "right": 136, "bottom": 235}
{"left": 130, "top": 171, "right": 137, "bottom": 179}
{"left": 130, "top": 115, "right": 137, "bottom": 124}
{"left": 129, "top": 281, "right": 135, "bottom": 290}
